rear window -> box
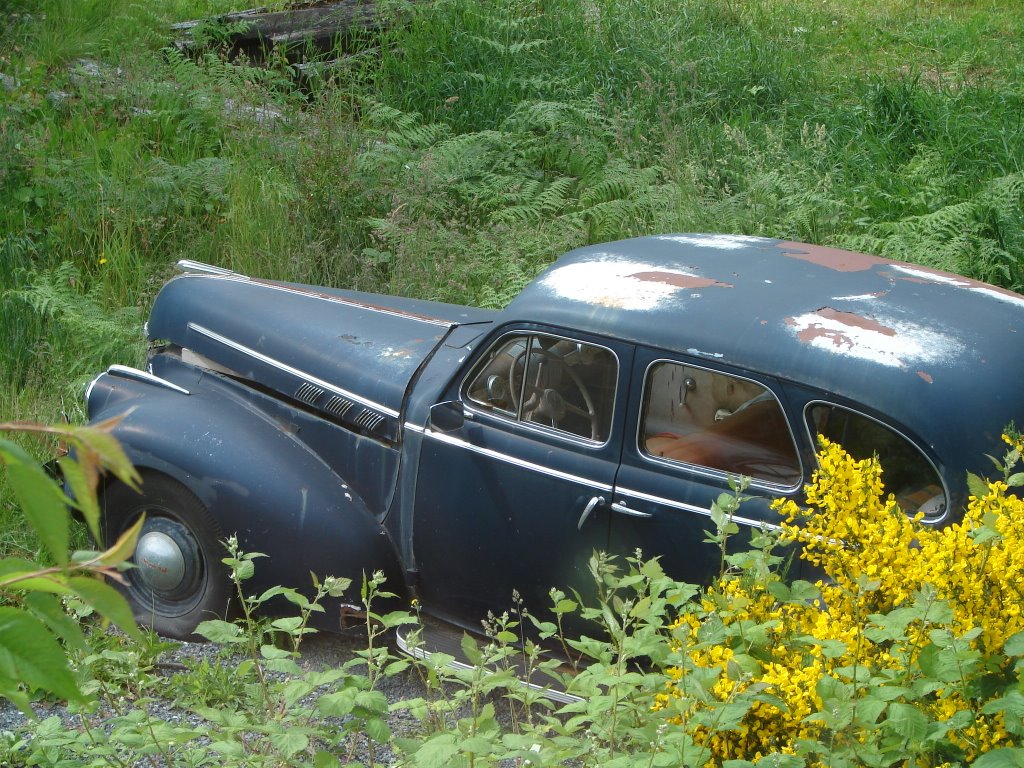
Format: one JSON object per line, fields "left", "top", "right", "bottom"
{"left": 640, "top": 362, "right": 801, "bottom": 486}
{"left": 806, "top": 403, "right": 947, "bottom": 520}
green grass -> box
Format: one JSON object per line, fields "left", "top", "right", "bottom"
{"left": 1, "top": 0, "right": 1022, "bottom": 518}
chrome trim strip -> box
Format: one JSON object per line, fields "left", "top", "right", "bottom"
{"left": 187, "top": 323, "right": 399, "bottom": 418}
{"left": 175, "top": 259, "right": 237, "bottom": 276}
{"left": 421, "top": 428, "right": 613, "bottom": 492}
{"left": 106, "top": 365, "right": 191, "bottom": 395}
{"left": 186, "top": 274, "right": 453, "bottom": 328}
{"left": 615, "top": 485, "right": 783, "bottom": 531}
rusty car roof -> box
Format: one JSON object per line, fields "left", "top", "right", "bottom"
{"left": 503, "top": 234, "right": 1024, "bottom": 463}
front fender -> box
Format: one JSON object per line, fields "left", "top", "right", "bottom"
{"left": 87, "top": 366, "right": 406, "bottom": 625}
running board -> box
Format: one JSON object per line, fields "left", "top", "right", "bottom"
{"left": 395, "top": 616, "right": 581, "bottom": 705}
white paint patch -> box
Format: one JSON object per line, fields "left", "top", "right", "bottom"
{"left": 686, "top": 348, "right": 725, "bottom": 359}
{"left": 831, "top": 293, "right": 883, "bottom": 302}
{"left": 787, "top": 311, "right": 962, "bottom": 368}
{"left": 891, "top": 265, "right": 1024, "bottom": 310}
{"left": 655, "top": 234, "right": 767, "bottom": 250}
{"left": 539, "top": 259, "right": 700, "bottom": 310}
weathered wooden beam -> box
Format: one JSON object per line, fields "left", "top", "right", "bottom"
{"left": 172, "top": 0, "right": 389, "bottom": 61}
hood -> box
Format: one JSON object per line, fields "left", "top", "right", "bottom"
{"left": 148, "top": 273, "right": 489, "bottom": 441}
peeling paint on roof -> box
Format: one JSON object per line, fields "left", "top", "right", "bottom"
{"left": 629, "top": 270, "right": 733, "bottom": 290}
{"left": 655, "top": 234, "right": 766, "bottom": 250}
{"left": 831, "top": 291, "right": 890, "bottom": 301}
{"left": 686, "top": 348, "right": 725, "bottom": 359}
{"left": 890, "top": 266, "right": 1024, "bottom": 310}
{"left": 538, "top": 259, "right": 729, "bottom": 310}
{"left": 785, "top": 307, "right": 961, "bottom": 368}
{"left": 777, "top": 241, "right": 886, "bottom": 272}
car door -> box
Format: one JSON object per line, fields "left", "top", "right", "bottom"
{"left": 413, "top": 328, "right": 633, "bottom": 629}
{"left": 606, "top": 348, "right": 806, "bottom": 586}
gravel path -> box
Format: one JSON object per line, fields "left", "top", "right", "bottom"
{"left": 0, "top": 629, "right": 438, "bottom": 766}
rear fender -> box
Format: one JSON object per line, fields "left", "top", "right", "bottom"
{"left": 87, "top": 368, "right": 406, "bottom": 625}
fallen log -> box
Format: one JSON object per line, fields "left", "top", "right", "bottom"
{"left": 172, "top": 0, "right": 389, "bottom": 63}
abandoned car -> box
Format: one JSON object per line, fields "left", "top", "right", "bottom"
{"left": 85, "top": 234, "right": 1024, "bottom": 640}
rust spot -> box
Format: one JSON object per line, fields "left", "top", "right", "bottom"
{"left": 629, "top": 271, "right": 733, "bottom": 289}
{"left": 786, "top": 307, "right": 898, "bottom": 349}
{"left": 917, "top": 371, "right": 934, "bottom": 383}
{"left": 777, "top": 242, "right": 888, "bottom": 272}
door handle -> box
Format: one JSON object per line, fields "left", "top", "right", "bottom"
{"left": 610, "top": 501, "right": 653, "bottom": 519}
{"left": 577, "top": 496, "right": 605, "bottom": 530}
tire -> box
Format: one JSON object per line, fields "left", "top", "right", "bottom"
{"left": 101, "top": 472, "right": 233, "bottom": 641}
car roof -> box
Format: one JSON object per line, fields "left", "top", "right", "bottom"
{"left": 502, "top": 234, "right": 1024, "bottom": 470}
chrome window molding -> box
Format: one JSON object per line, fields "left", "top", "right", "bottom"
{"left": 614, "top": 486, "right": 782, "bottom": 531}
{"left": 188, "top": 323, "right": 398, "bottom": 418}
{"left": 635, "top": 357, "right": 804, "bottom": 493}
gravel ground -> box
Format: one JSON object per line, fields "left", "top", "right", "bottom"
{"left": 0, "top": 629, "right": 437, "bottom": 766}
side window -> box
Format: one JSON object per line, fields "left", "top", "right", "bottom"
{"left": 465, "top": 333, "right": 617, "bottom": 442}
{"left": 641, "top": 362, "right": 801, "bottom": 486}
{"left": 807, "top": 404, "right": 947, "bottom": 519}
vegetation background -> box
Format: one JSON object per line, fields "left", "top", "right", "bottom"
{"left": 1, "top": 1, "right": 1023, "bottom": 764}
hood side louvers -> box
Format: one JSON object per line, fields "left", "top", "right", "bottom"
{"left": 295, "top": 382, "right": 325, "bottom": 406}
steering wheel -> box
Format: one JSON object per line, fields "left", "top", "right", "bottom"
{"left": 508, "top": 347, "right": 601, "bottom": 440}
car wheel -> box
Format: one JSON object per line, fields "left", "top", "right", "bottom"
{"left": 102, "top": 473, "right": 232, "bottom": 640}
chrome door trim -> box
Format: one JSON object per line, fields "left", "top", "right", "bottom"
{"left": 188, "top": 323, "right": 399, "bottom": 418}
{"left": 416, "top": 425, "right": 614, "bottom": 493}
{"left": 614, "top": 485, "right": 783, "bottom": 531}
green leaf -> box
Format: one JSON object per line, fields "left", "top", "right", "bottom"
{"left": 1005, "top": 630, "right": 1024, "bottom": 657}
{"left": 270, "top": 616, "right": 303, "bottom": 632}
{"left": 314, "top": 751, "right": 342, "bottom": 768}
{"left": 318, "top": 689, "right": 356, "bottom": 717}
{"left": 972, "top": 748, "right": 1024, "bottom": 768}
{"left": 0, "top": 607, "right": 83, "bottom": 702}
{"left": 364, "top": 717, "right": 390, "bottom": 743}
{"left": 414, "top": 735, "right": 460, "bottom": 768}
{"left": 461, "top": 632, "right": 483, "bottom": 666}
{"left": 68, "top": 576, "right": 141, "bottom": 641}
{"left": 58, "top": 455, "right": 100, "bottom": 541}
{"left": 967, "top": 471, "right": 991, "bottom": 500}
{"left": 886, "top": 702, "right": 929, "bottom": 744}
{"left": 0, "top": 440, "right": 69, "bottom": 565}
{"left": 195, "top": 619, "right": 244, "bottom": 644}
{"left": 23, "top": 592, "right": 86, "bottom": 652}
{"left": 269, "top": 729, "right": 309, "bottom": 757}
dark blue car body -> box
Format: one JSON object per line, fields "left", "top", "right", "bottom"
{"left": 86, "top": 234, "right": 1024, "bottom": 638}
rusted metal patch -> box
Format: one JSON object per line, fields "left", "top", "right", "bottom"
{"left": 539, "top": 258, "right": 725, "bottom": 310}
{"left": 785, "top": 307, "right": 959, "bottom": 368}
{"left": 629, "top": 271, "right": 733, "bottom": 290}
{"left": 777, "top": 241, "right": 888, "bottom": 272}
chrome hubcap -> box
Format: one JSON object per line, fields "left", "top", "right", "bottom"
{"left": 135, "top": 531, "right": 186, "bottom": 592}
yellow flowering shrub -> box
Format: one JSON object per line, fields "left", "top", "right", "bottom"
{"left": 655, "top": 435, "right": 1024, "bottom": 766}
